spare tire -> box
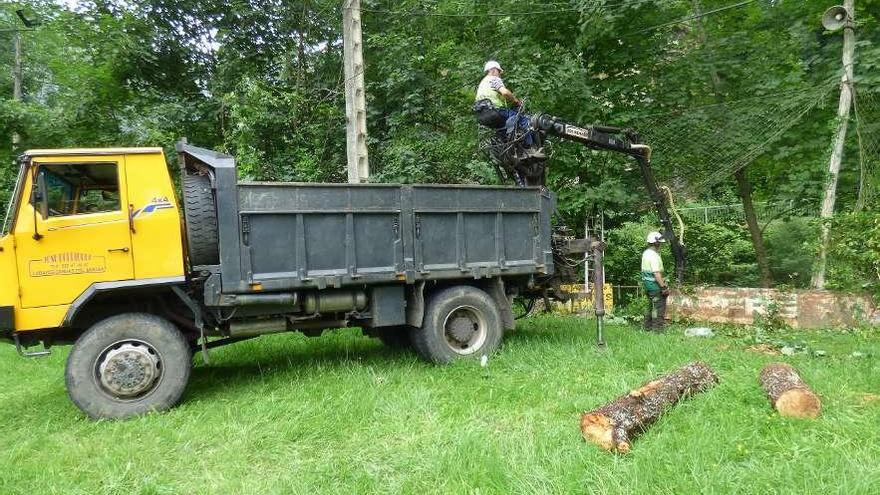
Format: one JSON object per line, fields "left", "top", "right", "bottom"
{"left": 182, "top": 173, "right": 219, "bottom": 266}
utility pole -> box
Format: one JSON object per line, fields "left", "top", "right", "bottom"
{"left": 9, "top": 9, "right": 40, "bottom": 152}
{"left": 12, "top": 31, "right": 21, "bottom": 150}
{"left": 812, "top": 1, "right": 856, "bottom": 289}
{"left": 12, "top": 31, "right": 22, "bottom": 150}
{"left": 342, "top": 0, "right": 369, "bottom": 183}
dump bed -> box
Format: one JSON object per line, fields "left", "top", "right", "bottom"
{"left": 178, "top": 143, "right": 555, "bottom": 294}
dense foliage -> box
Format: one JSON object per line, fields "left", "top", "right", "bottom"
{"left": 826, "top": 212, "right": 880, "bottom": 295}
{"left": 1, "top": 0, "right": 878, "bottom": 290}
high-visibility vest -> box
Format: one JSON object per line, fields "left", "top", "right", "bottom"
{"left": 475, "top": 75, "right": 508, "bottom": 109}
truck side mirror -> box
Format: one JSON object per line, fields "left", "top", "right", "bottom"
{"left": 30, "top": 168, "right": 46, "bottom": 240}
{"left": 31, "top": 173, "right": 49, "bottom": 219}
{"left": 31, "top": 185, "right": 43, "bottom": 206}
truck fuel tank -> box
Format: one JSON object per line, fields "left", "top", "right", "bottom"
{"left": 300, "top": 290, "right": 367, "bottom": 314}
{"left": 223, "top": 289, "right": 367, "bottom": 315}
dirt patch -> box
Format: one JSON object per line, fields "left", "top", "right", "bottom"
{"left": 746, "top": 343, "right": 781, "bottom": 356}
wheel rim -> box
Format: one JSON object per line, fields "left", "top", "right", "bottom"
{"left": 442, "top": 305, "right": 488, "bottom": 355}
{"left": 94, "top": 340, "right": 163, "bottom": 400}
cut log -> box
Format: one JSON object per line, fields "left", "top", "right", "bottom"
{"left": 580, "top": 362, "right": 719, "bottom": 453}
{"left": 759, "top": 363, "right": 821, "bottom": 418}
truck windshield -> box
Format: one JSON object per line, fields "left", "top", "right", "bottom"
{"left": 1, "top": 164, "right": 27, "bottom": 236}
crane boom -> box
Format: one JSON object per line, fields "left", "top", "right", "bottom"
{"left": 532, "top": 114, "right": 686, "bottom": 282}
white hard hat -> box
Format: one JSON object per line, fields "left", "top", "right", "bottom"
{"left": 646, "top": 231, "right": 666, "bottom": 244}
{"left": 484, "top": 60, "right": 503, "bottom": 73}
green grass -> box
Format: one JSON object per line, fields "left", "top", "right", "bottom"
{"left": 0, "top": 317, "right": 878, "bottom": 495}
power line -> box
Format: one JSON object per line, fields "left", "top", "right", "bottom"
{"left": 625, "top": 0, "right": 758, "bottom": 36}
{"left": 635, "top": 82, "right": 836, "bottom": 194}
{"left": 355, "top": 7, "right": 581, "bottom": 17}
{"left": 350, "top": 0, "right": 668, "bottom": 18}
{"left": 635, "top": 82, "right": 836, "bottom": 119}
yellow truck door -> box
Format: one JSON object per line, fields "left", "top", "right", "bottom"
{"left": 14, "top": 157, "right": 135, "bottom": 308}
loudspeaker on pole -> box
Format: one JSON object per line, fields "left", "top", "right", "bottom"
{"left": 822, "top": 5, "right": 851, "bottom": 31}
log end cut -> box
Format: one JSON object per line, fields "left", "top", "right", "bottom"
{"left": 580, "top": 413, "right": 630, "bottom": 453}
{"left": 760, "top": 363, "right": 822, "bottom": 419}
{"left": 775, "top": 388, "right": 822, "bottom": 419}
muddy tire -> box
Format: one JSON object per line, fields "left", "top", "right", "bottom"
{"left": 410, "top": 286, "right": 503, "bottom": 364}
{"left": 66, "top": 313, "right": 192, "bottom": 420}
{"left": 182, "top": 173, "right": 219, "bottom": 266}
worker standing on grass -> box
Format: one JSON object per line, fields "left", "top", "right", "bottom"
{"left": 472, "top": 60, "right": 545, "bottom": 160}
{"left": 642, "top": 231, "right": 670, "bottom": 332}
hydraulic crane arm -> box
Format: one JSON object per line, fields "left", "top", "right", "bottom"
{"left": 532, "top": 114, "right": 686, "bottom": 282}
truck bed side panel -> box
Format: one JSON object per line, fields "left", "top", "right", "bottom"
{"left": 237, "top": 184, "right": 404, "bottom": 291}
{"left": 222, "top": 183, "right": 553, "bottom": 293}
{"left": 411, "top": 186, "right": 551, "bottom": 278}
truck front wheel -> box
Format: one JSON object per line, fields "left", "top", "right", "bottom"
{"left": 66, "top": 313, "right": 192, "bottom": 420}
{"left": 411, "top": 286, "right": 503, "bottom": 364}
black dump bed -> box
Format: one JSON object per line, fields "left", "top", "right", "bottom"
{"left": 177, "top": 143, "right": 555, "bottom": 295}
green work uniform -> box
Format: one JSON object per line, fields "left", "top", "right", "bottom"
{"left": 641, "top": 248, "right": 664, "bottom": 292}
{"left": 642, "top": 247, "right": 667, "bottom": 331}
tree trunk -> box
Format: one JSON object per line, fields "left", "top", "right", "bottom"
{"left": 759, "top": 363, "right": 821, "bottom": 418}
{"left": 690, "top": 0, "right": 773, "bottom": 288}
{"left": 736, "top": 169, "right": 773, "bottom": 287}
{"left": 580, "top": 362, "right": 719, "bottom": 453}
{"left": 297, "top": 0, "right": 309, "bottom": 85}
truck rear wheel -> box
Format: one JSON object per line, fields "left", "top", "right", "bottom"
{"left": 411, "top": 286, "right": 503, "bottom": 364}
{"left": 66, "top": 313, "right": 192, "bottom": 420}
{"left": 183, "top": 173, "right": 219, "bottom": 266}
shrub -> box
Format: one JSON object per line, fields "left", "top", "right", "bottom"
{"left": 604, "top": 218, "right": 755, "bottom": 287}
{"left": 763, "top": 217, "right": 818, "bottom": 288}
{"left": 826, "top": 211, "right": 880, "bottom": 296}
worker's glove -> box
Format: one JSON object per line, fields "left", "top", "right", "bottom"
{"left": 661, "top": 288, "right": 670, "bottom": 296}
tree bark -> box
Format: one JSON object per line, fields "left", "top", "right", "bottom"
{"left": 580, "top": 362, "right": 719, "bottom": 453}
{"left": 736, "top": 169, "right": 773, "bottom": 287}
{"left": 759, "top": 363, "right": 821, "bottom": 418}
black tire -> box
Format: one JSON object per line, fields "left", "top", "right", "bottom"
{"left": 411, "top": 286, "right": 503, "bottom": 364}
{"left": 375, "top": 326, "right": 412, "bottom": 349}
{"left": 66, "top": 313, "right": 192, "bottom": 420}
{"left": 183, "top": 173, "right": 219, "bottom": 266}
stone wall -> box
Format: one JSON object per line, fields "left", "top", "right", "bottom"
{"left": 667, "top": 287, "right": 879, "bottom": 329}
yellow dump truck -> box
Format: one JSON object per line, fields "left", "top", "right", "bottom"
{"left": 0, "top": 142, "right": 560, "bottom": 419}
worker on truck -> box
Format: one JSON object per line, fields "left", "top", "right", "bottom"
{"left": 472, "top": 60, "right": 545, "bottom": 160}
{"left": 642, "top": 231, "right": 670, "bottom": 331}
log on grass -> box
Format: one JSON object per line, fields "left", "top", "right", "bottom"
{"left": 580, "top": 361, "right": 718, "bottom": 453}
{"left": 759, "top": 363, "right": 821, "bottom": 418}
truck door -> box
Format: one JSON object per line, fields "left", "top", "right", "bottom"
{"left": 14, "top": 157, "right": 135, "bottom": 308}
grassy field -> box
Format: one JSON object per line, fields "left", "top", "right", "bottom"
{"left": 0, "top": 316, "right": 878, "bottom": 495}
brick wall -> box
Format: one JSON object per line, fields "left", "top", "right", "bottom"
{"left": 667, "top": 287, "right": 879, "bottom": 329}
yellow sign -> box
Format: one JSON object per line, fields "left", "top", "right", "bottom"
{"left": 551, "top": 284, "right": 614, "bottom": 315}
{"left": 29, "top": 252, "right": 107, "bottom": 277}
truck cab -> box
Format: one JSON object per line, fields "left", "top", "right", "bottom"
{"left": 0, "top": 148, "right": 185, "bottom": 341}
